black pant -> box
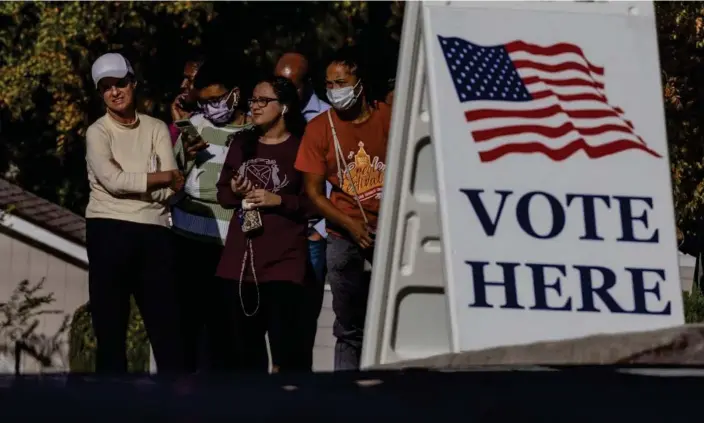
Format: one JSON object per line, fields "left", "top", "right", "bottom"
{"left": 218, "top": 280, "right": 308, "bottom": 373}
{"left": 86, "top": 218, "right": 186, "bottom": 375}
{"left": 173, "top": 234, "right": 239, "bottom": 373}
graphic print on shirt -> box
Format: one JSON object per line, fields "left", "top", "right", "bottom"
{"left": 341, "top": 141, "right": 385, "bottom": 202}
{"left": 238, "top": 158, "right": 290, "bottom": 193}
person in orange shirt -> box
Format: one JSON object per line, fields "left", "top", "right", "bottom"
{"left": 295, "top": 46, "right": 391, "bottom": 370}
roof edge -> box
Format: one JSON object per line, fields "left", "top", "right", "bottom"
{"left": 0, "top": 213, "right": 88, "bottom": 265}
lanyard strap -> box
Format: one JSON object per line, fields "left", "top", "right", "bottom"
{"left": 238, "top": 238, "right": 260, "bottom": 317}
{"left": 327, "top": 110, "right": 369, "bottom": 225}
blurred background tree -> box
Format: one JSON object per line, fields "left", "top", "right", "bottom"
{"left": 0, "top": 1, "right": 403, "bottom": 216}
{"left": 657, "top": 1, "right": 704, "bottom": 238}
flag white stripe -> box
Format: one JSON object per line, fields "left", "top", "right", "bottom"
{"left": 509, "top": 51, "right": 604, "bottom": 79}
{"left": 467, "top": 114, "right": 634, "bottom": 133}
{"left": 466, "top": 97, "right": 628, "bottom": 116}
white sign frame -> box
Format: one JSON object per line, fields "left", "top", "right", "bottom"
{"left": 363, "top": 0, "right": 684, "bottom": 368}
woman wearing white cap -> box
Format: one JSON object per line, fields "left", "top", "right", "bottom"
{"left": 85, "top": 52, "right": 186, "bottom": 374}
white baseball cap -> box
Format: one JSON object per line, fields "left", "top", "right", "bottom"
{"left": 91, "top": 53, "right": 134, "bottom": 88}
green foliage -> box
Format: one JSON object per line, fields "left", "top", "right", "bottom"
{"left": 656, "top": 2, "right": 704, "bottom": 237}
{"left": 0, "top": 1, "right": 214, "bottom": 134}
{"left": 68, "top": 297, "right": 150, "bottom": 373}
{"left": 0, "top": 279, "right": 69, "bottom": 369}
{"left": 684, "top": 287, "right": 704, "bottom": 323}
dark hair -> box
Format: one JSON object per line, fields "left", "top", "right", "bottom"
{"left": 240, "top": 75, "right": 307, "bottom": 162}
{"left": 193, "top": 57, "right": 242, "bottom": 92}
{"left": 184, "top": 50, "right": 206, "bottom": 68}
{"left": 193, "top": 57, "right": 255, "bottom": 114}
{"left": 326, "top": 45, "right": 375, "bottom": 107}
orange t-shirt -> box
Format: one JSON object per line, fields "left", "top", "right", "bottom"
{"left": 295, "top": 102, "right": 391, "bottom": 235}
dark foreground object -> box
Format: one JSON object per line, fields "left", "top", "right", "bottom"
{"left": 1, "top": 366, "right": 703, "bottom": 422}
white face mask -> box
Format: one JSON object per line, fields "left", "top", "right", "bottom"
{"left": 202, "top": 90, "right": 237, "bottom": 125}
{"left": 326, "top": 80, "right": 362, "bottom": 111}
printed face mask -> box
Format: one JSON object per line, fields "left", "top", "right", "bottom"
{"left": 326, "top": 80, "right": 362, "bottom": 111}
{"left": 202, "top": 90, "right": 237, "bottom": 125}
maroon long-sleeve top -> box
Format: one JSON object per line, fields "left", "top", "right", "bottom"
{"left": 216, "top": 131, "right": 313, "bottom": 284}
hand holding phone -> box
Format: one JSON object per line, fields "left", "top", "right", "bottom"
{"left": 171, "top": 94, "right": 192, "bottom": 122}
{"left": 175, "top": 119, "right": 209, "bottom": 160}
{"left": 174, "top": 119, "right": 201, "bottom": 140}
{"left": 231, "top": 174, "right": 254, "bottom": 196}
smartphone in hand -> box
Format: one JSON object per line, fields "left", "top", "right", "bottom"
{"left": 174, "top": 119, "right": 202, "bottom": 144}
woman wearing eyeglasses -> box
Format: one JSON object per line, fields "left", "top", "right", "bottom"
{"left": 170, "top": 57, "right": 255, "bottom": 373}
{"left": 215, "top": 75, "right": 311, "bottom": 373}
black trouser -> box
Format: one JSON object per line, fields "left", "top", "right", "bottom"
{"left": 218, "top": 280, "right": 308, "bottom": 374}
{"left": 86, "top": 218, "right": 186, "bottom": 375}
{"left": 172, "top": 234, "right": 237, "bottom": 373}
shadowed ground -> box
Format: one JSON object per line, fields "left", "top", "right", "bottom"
{"left": 1, "top": 366, "right": 703, "bottom": 422}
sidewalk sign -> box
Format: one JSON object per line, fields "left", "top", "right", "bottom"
{"left": 362, "top": 0, "right": 684, "bottom": 368}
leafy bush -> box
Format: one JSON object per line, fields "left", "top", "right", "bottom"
{"left": 0, "top": 279, "right": 69, "bottom": 370}
{"left": 684, "top": 287, "right": 704, "bottom": 324}
{"left": 68, "top": 297, "right": 150, "bottom": 373}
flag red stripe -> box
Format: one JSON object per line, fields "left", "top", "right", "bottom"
{"left": 471, "top": 122, "right": 637, "bottom": 143}
{"left": 522, "top": 75, "right": 604, "bottom": 90}
{"left": 513, "top": 59, "right": 599, "bottom": 77}
{"left": 466, "top": 104, "right": 621, "bottom": 121}
{"left": 478, "top": 139, "right": 662, "bottom": 162}
{"left": 504, "top": 40, "right": 604, "bottom": 75}
{"left": 529, "top": 90, "right": 628, "bottom": 126}
{"left": 529, "top": 91, "right": 624, "bottom": 114}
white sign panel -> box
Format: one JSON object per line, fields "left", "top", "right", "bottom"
{"left": 423, "top": 1, "right": 684, "bottom": 353}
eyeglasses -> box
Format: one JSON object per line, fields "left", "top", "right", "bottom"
{"left": 98, "top": 77, "right": 131, "bottom": 93}
{"left": 247, "top": 97, "right": 279, "bottom": 108}
{"left": 197, "top": 91, "right": 232, "bottom": 109}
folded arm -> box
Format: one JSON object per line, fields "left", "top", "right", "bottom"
{"left": 86, "top": 125, "right": 175, "bottom": 195}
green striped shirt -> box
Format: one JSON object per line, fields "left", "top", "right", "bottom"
{"left": 171, "top": 114, "right": 253, "bottom": 245}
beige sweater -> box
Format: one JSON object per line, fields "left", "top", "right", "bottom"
{"left": 85, "top": 113, "right": 177, "bottom": 227}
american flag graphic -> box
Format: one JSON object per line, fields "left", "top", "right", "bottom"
{"left": 438, "top": 35, "right": 662, "bottom": 163}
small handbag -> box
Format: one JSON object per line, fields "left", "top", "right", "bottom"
{"left": 237, "top": 198, "right": 263, "bottom": 233}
